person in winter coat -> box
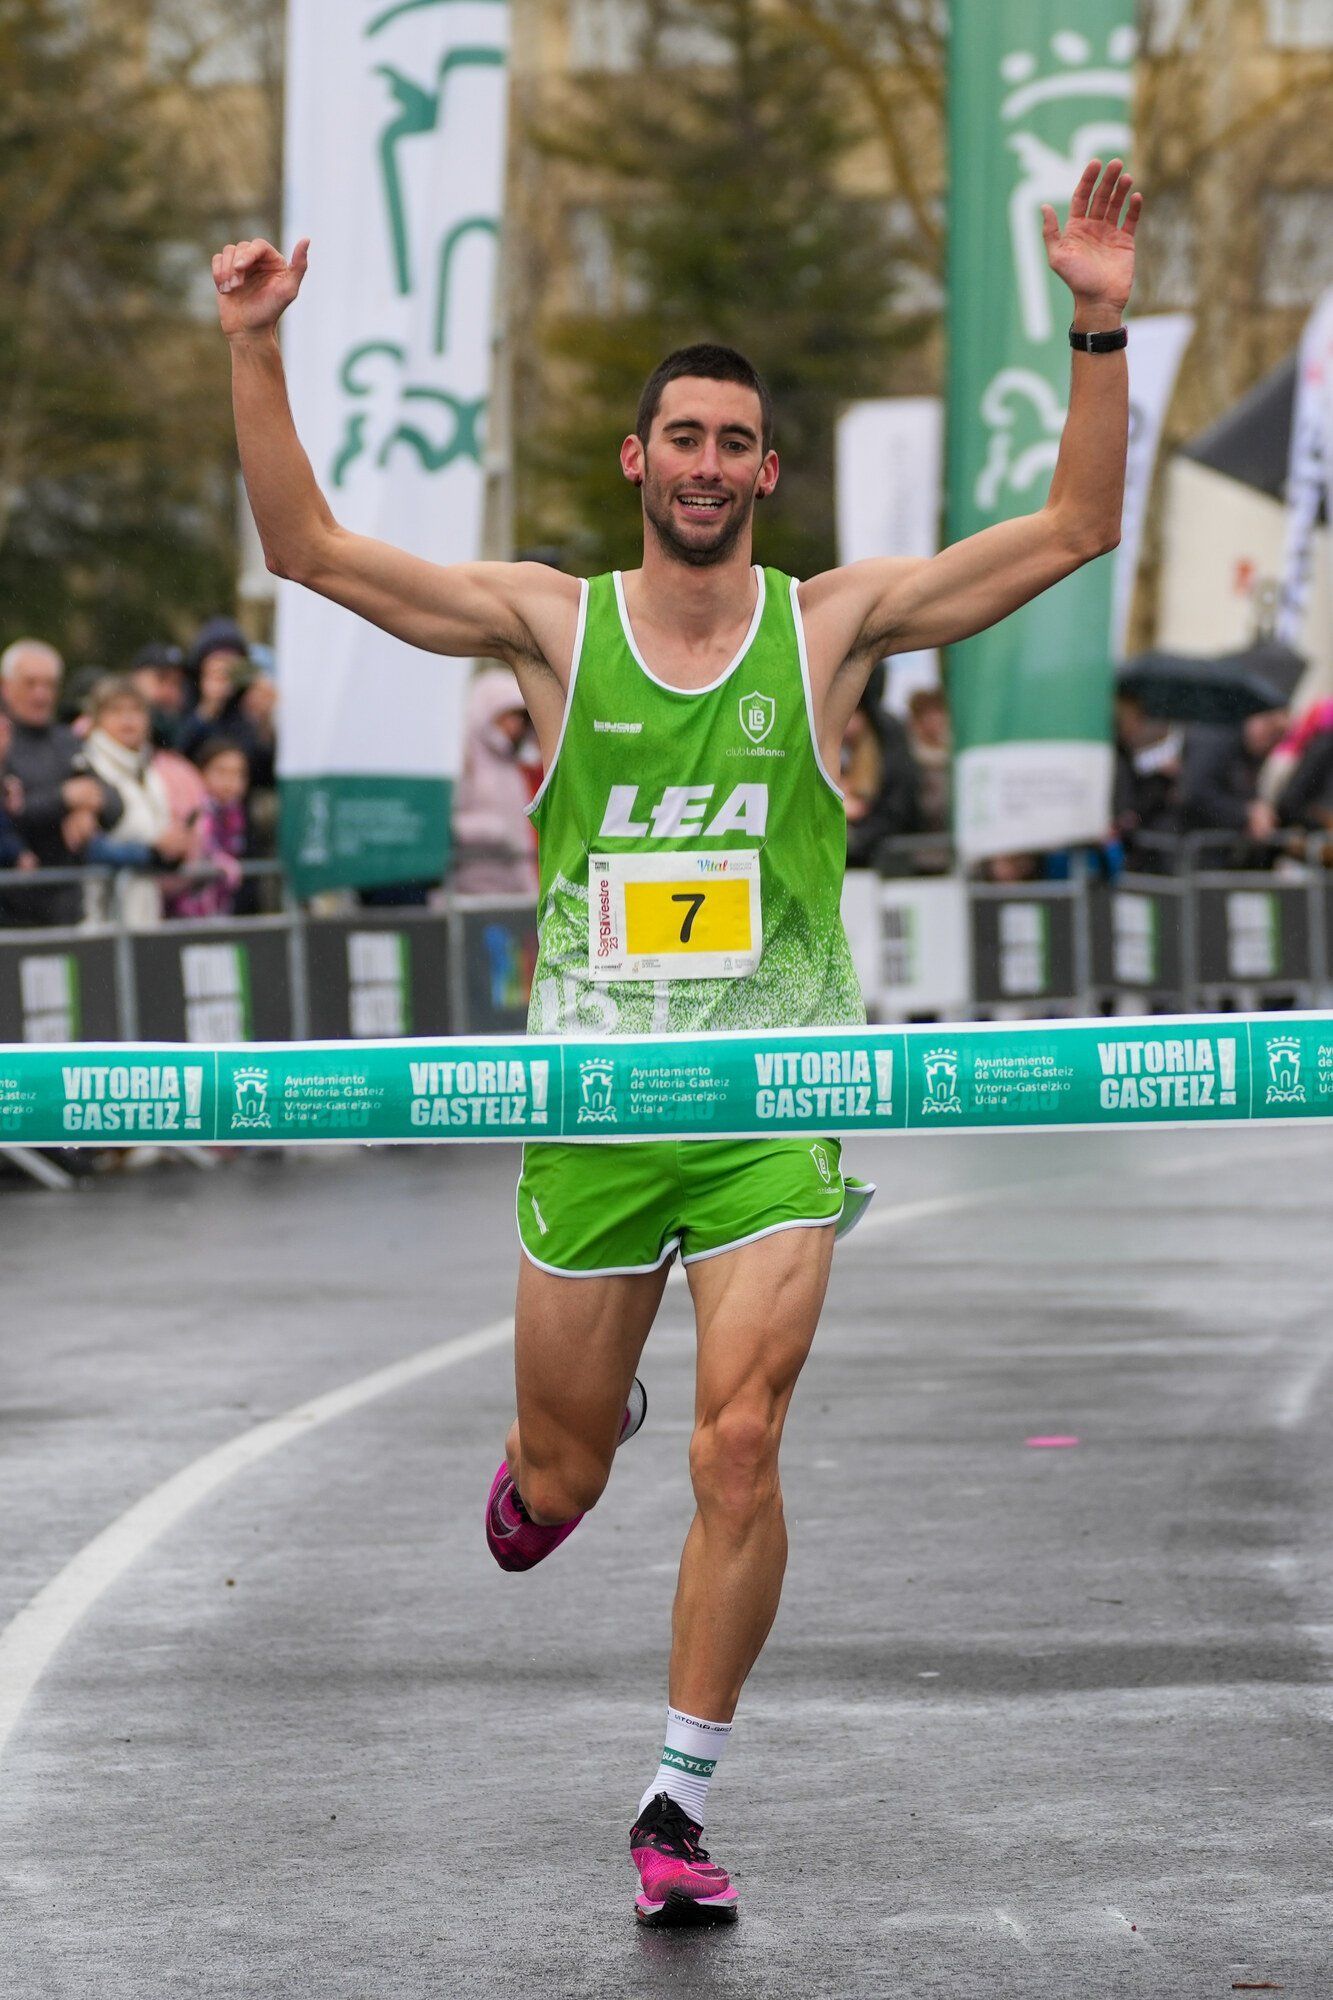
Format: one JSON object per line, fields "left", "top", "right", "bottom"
{"left": 839, "top": 661, "right": 921, "bottom": 868}
{"left": 450, "top": 666, "right": 540, "bottom": 897}
{"left": 163, "top": 738, "right": 249, "bottom": 919}
{"left": 1, "top": 639, "right": 122, "bottom": 923}
{"left": 1179, "top": 708, "right": 1290, "bottom": 861}
{"left": 80, "top": 677, "right": 195, "bottom": 925}
{"left": 1270, "top": 699, "right": 1333, "bottom": 833}
{"left": 129, "top": 641, "right": 191, "bottom": 750}
{"left": 176, "top": 615, "right": 273, "bottom": 759}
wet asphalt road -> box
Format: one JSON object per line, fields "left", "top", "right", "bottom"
{"left": 1, "top": 1127, "right": 1331, "bottom": 1999}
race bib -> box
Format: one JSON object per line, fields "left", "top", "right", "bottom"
{"left": 588, "top": 850, "right": 762, "bottom": 982}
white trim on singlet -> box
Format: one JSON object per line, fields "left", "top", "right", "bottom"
{"left": 525, "top": 576, "right": 590, "bottom": 818}
{"left": 788, "top": 575, "right": 844, "bottom": 802}
{"left": 612, "top": 566, "right": 766, "bottom": 696}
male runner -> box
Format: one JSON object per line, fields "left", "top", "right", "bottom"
{"left": 214, "top": 157, "right": 1139, "bottom": 1926}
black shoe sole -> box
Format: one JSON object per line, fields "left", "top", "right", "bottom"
{"left": 635, "top": 1892, "right": 739, "bottom": 1929}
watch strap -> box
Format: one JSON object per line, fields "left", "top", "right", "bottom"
{"left": 1069, "top": 323, "right": 1128, "bottom": 353}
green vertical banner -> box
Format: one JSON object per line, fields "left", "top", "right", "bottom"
{"left": 946, "top": 6, "right": 1135, "bottom": 862}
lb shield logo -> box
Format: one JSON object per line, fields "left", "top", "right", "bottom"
{"left": 739, "top": 691, "right": 775, "bottom": 745}
{"left": 810, "top": 1142, "right": 832, "bottom": 1185}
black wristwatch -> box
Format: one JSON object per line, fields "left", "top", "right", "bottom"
{"left": 1069, "top": 323, "right": 1128, "bottom": 353}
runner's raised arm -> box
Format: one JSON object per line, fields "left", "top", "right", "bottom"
{"left": 800, "top": 159, "right": 1141, "bottom": 731}
{"left": 213, "top": 236, "right": 578, "bottom": 717}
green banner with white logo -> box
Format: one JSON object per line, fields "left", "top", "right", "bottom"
{"left": 6, "top": 1015, "right": 1333, "bottom": 1145}
{"left": 277, "top": 0, "right": 510, "bottom": 895}
{"left": 945, "top": 2, "right": 1134, "bottom": 861}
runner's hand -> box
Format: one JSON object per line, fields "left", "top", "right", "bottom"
{"left": 212, "top": 237, "right": 311, "bottom": 338}
{"left": 1042, "top": 160, "right": 1140, "bottom": 313}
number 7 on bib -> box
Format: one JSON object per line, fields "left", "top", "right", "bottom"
{"left": 588, "top": 851, "right": 763, "bottom": 982}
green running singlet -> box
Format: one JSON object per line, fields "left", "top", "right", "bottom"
{"left": 527, "top": 565, "right": 865, "bottom": 1040}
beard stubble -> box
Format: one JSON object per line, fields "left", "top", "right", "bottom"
{"left": 640, "top": 459, "right": 760, "bottom": 570}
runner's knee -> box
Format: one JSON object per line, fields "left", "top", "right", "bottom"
{"left": 689, "top": 1403, "right": 780, "bottom": 1523}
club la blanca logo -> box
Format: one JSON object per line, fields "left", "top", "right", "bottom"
{"left": 231, "top": 1066, "right": 272, "bottom": 1130}
{"left": 576, "top": 1057, "right": 617, "bottom": 1125}
{"left": 1264, "top": 1036, "right": 1305, "bottom": 1105}
{"left": 921, "top": 1047, "right": 963, "bottom": 1115}
{"left": 809, "top": 1142, "right": 832, "bottom": 1185}
{"left": 739, "top": 691, "right": 775, "bottom": 746}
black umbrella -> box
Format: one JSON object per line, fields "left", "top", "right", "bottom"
{"left": 1117, "top": 639, "right": 1307, "bottom": 726}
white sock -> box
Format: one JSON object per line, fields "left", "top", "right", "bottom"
{"left": 638, "top": 1706, "right": 732, "bottom": 1826}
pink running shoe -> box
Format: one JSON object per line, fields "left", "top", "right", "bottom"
{"left": 630, "top": 1792, "right": 739, "bottom": 1927}
{"left": 484, "top": 1378, "right": 646, "bottom": 1573}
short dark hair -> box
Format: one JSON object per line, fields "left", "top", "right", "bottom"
{"left": 636, "top": 344, "right": 774, "bottom": 454}
{"left": 194, "top": 734, "right": 249, "bottom": 772}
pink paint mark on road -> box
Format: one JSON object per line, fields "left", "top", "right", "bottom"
{"left": 1025, "top": 1435, "right": 1081, "bottom": 1449}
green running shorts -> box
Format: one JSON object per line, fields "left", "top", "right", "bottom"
{"left": 516, "top": 1136, "right": 876, "bottom": 1277}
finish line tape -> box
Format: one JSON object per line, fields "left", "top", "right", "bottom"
{"left": 3, "top": 1012, "right": 1332, "bottom": 1146}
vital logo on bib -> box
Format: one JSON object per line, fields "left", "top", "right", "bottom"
{"left": 739, "top": 691, "right": 775, "bottom": 745}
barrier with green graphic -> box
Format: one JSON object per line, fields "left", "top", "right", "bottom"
{"left": 3, "top": 1014, "right": 1333, "bottom": 1147}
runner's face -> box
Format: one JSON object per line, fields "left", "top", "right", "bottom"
{"left": 631, "top": 378, "right": 776, "bottom": 569}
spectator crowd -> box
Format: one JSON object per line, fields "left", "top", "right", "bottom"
{"left": 9, "top": 617, "right": 1333, "bottom": 928}
{"left": 839, "top": 669, "right": 953, "bottom": 872}
{"left": 1113, "top": 690, "right": 1333, "bottom": 873}
{"left": 0, "top": 620, "right": 275, "bottom": 927}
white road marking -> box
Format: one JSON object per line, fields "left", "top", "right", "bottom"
{"left": 0, "top": 1178, "right": 1024, "bottom": 1774}
{"left": 1273, "top": 1343, "right": 1333, "bottom": 1430}
{"left": 3, "top": 1127, "right": 1326, "bottom": 1774}
{"left": 842, "top": 1129, "right": 1328, "bottom": 1256}
{"left": 959, "top": 1337, "right": 1277, "bottom": 1361}
{"left": 853, "top": 1188, "right": 1017, "bottom": 1238}
{"left": 1104, "top": 1906, "right": 1150, "bottom": 1945}
{"left": 993, "top": 1908, "right": 1031, "bottom": 1948}
{"left": 0, "top": 1316, "right": 514, "bottom": 1769}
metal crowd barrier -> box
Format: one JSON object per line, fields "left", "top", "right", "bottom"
{"left": 866, "top": 833, "right": 1333, "bottom": 1020}
{"left": 3, "top": 834, "right": 1332, "bottom": 1050}
{"left": 0, "top": 863, "right": 538, "bottom": 1045}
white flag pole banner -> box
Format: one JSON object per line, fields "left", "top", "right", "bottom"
{"left": 277, "top": 0, "right": 509, "bottom": 896}
{"left": 1113, "top": 312, "right": 1193, "bottom": 655}
{"left": 835, "top": 398, "right": 943, "bottom": 711}
{"left": 1276, "top": 287, "right": 1333, "bottom": 648}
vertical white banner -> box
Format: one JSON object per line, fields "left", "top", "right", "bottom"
{"left": 1114, "top": 311, "right": 1193, "bottom": 654}
{"left": 277, "top": 0, "right": 509, "bottom": 895}
{"left": 1277, "top": 287, "right": 1333, "bottom": 648}
{"left": 835, "top": 398, "right": 942, "bottom": 709}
